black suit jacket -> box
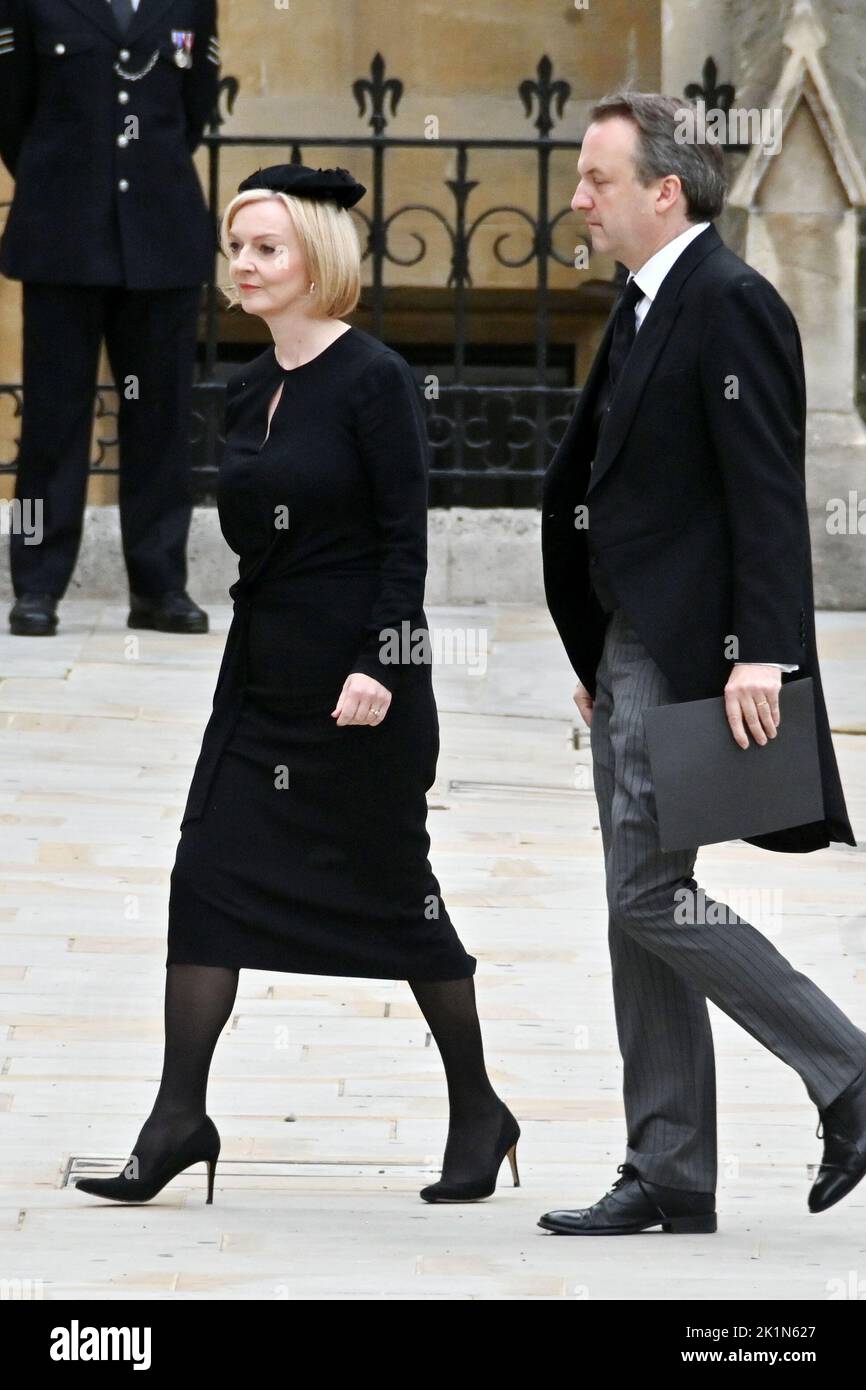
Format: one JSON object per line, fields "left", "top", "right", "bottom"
{"left": 0, "top": 0, "right": 219, "bottom": 287}
{"left": 541, "top": 222, "right": 855, "bottom": 853}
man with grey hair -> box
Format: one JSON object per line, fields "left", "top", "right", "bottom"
{"left": 539, "top": 92, "right": 866, "bottom": 1235}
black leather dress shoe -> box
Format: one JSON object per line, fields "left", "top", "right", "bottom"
{"left": 128, "top": 590, "right": 209, "bottom": 634}
{"left": 809, "top": 1065, "right": 866, "bottom": 1213}
{"left": 9, "top": 592, "right": 59, "bottom": 636}
{"left": 538, "top": 1162, "right": 717, "bottom": 1235}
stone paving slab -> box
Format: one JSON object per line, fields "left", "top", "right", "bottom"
{"left": 0, "top": 602, "right": 864, "bottom": 1301}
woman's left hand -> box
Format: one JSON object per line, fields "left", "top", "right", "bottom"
{"left": 331, "top": 673, "right": 392, "bottom": 726}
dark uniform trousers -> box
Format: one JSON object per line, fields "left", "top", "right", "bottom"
{"left": 13, "top": 281, "right": 202, "bottom": 599}
{"left": 0, "top": 0, "right": 221, "bottom": 601}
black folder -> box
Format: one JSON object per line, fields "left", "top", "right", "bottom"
{"left": 642, "top": 677, "right": 825, "bottom": 851}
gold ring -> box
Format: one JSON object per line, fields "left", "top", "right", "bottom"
{"left": 371, "top": 707, "right": 381, "bottom": 715}
{"left": 757, "top": 699, "right": 770, "bottom": 707}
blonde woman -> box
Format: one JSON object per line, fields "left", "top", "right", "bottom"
{"left": 75, "top": 164, "right": 519, "bottom": 1207}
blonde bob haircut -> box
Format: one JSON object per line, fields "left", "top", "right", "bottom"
{"left": 219, "top": 187, "right": 362, "bottom": 318}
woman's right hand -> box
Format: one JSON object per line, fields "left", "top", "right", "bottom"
{"left": 331, "top": 673, "right": 393, "bottom": 727}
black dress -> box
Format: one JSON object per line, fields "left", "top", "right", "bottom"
{"left": 166, "top": 326, "right": 476, "bottom": 981}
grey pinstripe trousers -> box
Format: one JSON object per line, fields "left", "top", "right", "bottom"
{"left": 590, "top": 607, "right": 866, "bottom": 1192}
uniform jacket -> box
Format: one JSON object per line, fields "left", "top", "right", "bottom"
{"left": 0, "top": 0, "right": 220, "bottom": 287}
{"left": 541, "top": 222, "right": 856, "bottom": 854}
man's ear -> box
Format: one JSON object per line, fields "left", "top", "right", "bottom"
{"left": 656, "top": 174, "right": 683, "bottom": 212}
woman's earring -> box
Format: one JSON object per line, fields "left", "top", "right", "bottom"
{"left": 308, "top": 280, "right": 316, "bottom": 295}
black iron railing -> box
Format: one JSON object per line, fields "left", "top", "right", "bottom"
{"left": 195, "top": 53, "right": 590, "bottom": 505}
{"left": 0, "top": 53, "right": 784, "bottom": 506}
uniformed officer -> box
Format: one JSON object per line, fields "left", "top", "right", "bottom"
{"left": 0, "top": 0, "right": 221, "bottom": 634}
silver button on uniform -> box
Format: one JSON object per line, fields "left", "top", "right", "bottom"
{"left": 118, "top": 90, "right": 129, "bottom": 104}
{"left": 54, "top": 42, "right": 65, "bottom": 54}
{"left": 119, "top": 48, "right": 130, "bottom": 60}
{"left": 117, "top": 134, "right": 128, "bottom": 147}
{"left": 118, "top": 179, "right": 129, "bottom": 191}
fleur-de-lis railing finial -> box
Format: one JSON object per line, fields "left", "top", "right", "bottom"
{"left": 518, "top": 56, "right": 571, "bottom": 138}
{"left": 352, "top": 52, "right": 404, "bottom": 135}
{"left": 684, "top": 57, "right": 735, "bottom": 114}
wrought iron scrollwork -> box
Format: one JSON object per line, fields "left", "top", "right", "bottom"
{"left": 381, "top": 205, "right": 456, "bottom": 270}
{"left": 464, "top": 205, "right": 540, "bottom": 274}
{"left": 547, "top": 206, "right": 590, "bottom": 269}
{"left": 212, "top": 74, "right": 239, "bottom": 129}
{"left": 2, "top": 49, "right": 767, "bottom": 497}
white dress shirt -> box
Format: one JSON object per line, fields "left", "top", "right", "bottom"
{"left": 623, "top": 222, "right": 798, "bottom": 673}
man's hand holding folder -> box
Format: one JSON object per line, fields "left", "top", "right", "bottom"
{"left": 640, "top": 676, "right": 824, "bottom": 851}
{"left": 723, "top": 663, "right": 782, "bottom": 748}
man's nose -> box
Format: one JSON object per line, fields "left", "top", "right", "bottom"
{"left": 572, "top": 185, "right": 592, "bottom": 212}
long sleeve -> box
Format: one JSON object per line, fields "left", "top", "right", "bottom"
{"left": 0, "top": 0, "right": 36, "bottom": 177}
{"left": 348, "top": 351, "right": 430, "bottom": 690}
{"left": 699, "top": 274, "right": 809, "bottom": 666}
{"left": 183, "top": 0, "right": 220, "bottom": 153}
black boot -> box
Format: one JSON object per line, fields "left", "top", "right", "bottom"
{"left": 809, "top": 1066, "right": 866, "bottom": 1213}
{"left": 128, "top": 589, "right": 209, "bottom": 633}
{"left": 9, "top": 592, "right": 59, "bottom": 636}
{"left": 538, "top": 1163, "right": 717, "bottom": 1235}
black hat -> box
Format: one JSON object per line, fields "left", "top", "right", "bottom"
{"left": 236, "top": 163, "right": 366, "bottom": 209}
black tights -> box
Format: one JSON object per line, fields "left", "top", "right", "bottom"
{"left": 131, "top": 965, "right": 503, "bottom": 1184}
{"left": 129, "top": 963, "right": 239, "bottom": 1172}
{"left": 408, "top": 975, "right": 504, "bottom": 1181}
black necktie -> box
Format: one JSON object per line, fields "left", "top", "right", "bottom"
{"left": 606, "top": 275, "right": 643, "bottom": 392}
{"left": 111, "top": 0, "right": 135, "bottom": 32}
{"left": 592, "top": 275, "right": 644, "bottom": 443}
{"left": 586, "top": 275, "right": 643, "bottom": 613}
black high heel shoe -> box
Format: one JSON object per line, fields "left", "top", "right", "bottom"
{"left": 74, "top": 1116, "right": 220, "bottom": 1204}
{"left": 420, "top": 1103, "right": 521, "bottom": 1202}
